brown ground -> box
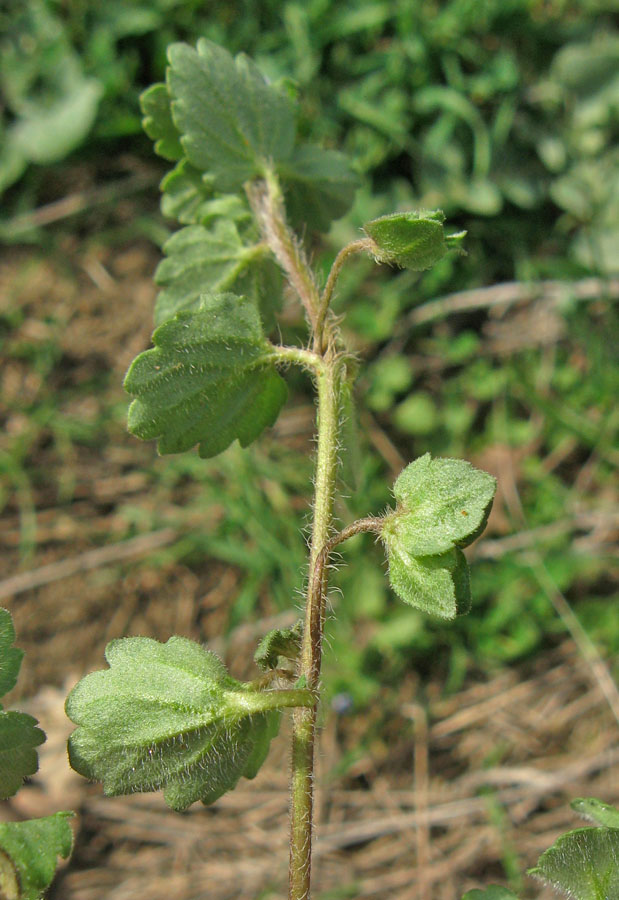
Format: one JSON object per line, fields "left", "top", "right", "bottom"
{"left": 1, "top": 239, "right": 617, "bottom": 899}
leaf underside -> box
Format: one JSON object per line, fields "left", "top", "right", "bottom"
{"left": 0, "top": 812, "right": 74, "bottom": 900}
{"left": 124, "top": 292, "right": 287, "bottom": 458}
{"left": 65, "top": 635, "right": 286, "bottom": 810}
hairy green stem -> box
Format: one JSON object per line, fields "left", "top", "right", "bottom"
{"left": 289, "top": 361, "right": 342, "bottom": 900}
{"left": 314, "top": 239, "right": 372, "bottom": 354}
{"left": 247, "top": 171, "right": 321, "bottom": 332}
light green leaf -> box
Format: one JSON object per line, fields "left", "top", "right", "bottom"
{"left": 383, "top": 453, "right": 497, "bottom": 557}
{"left": 380, "top": 454, "right": 495, "bottom": 619}
{"left": 66, "top": 635, "right": 312, "bottom": 810}
{"left": 461, "top": 888, "right": 519, "bottom": 900}
{"left": 153, "top": 221, "right": 279, "bottom": 326}
{"left": 0, "top": 712, "right": 45, "bottom": 801}
{"left": 0, "top": 812, "right": 74, "bottom": 900}
{"left": 140, "top": 82, "right": 184, "bottom": 162}
{"left": 254, "top": 621, "right": 303, "bottom": 671}
{"left": 159, "top": 159, "right": 253, "bottom": 227}
{"left": 571, "top": 798, "right": 619, "bottom": 829}
{"left": 0, "top": 609, "right": 24, "bottom": 698}
{"left": 363, "top": 209, "right": 466, "bottom": 270}
{"left": 160, "top": 159, "right": 215, "bottom": 222}
{"left": 386, "top": 546, "right": 471, "bottom": 619}
{"left": 167, "top": 39, "right": 296, "bottom": 191}
{"left": 529, "top": 827, "right": 619, "bottom": 900}
{"left": 280, "top": 144, "right": 359, "bottom": 232}
{"left": 125, "top": 293, "right": 288, "bottom": 458}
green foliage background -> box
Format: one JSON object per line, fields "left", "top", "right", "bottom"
{"left": 1, "top": 1, "right": 617, "bottom": 714}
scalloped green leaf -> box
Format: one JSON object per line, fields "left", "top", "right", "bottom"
{"left": 571, "top": 798, "right": 619, "bottom": 829}
{"left": 167, "top": 39, "right": 296, "bottom": 192}
{"left": 461, "top": 888, "right": 519, "bottom": 900}
{"left": 529, "top": 826, "right": 619, "bottom": 900}
{"left": 386, "top": 546, "right": 471, "bottom": 619}
{"left": 65, "top": 635, "right": 312, "bottom": 810}
{"left": 140, "top": 82, "right": 184, "bottom": 162}
{"left": 124, "top": 292, "right": 288, "bottom": 458}
{"left": 383, "top": 453, "right": 497, "bottom": 557}
{"left": 0, "top": 711, "right": 45, "bottom": 800}
{"left": 280, "top": 144, "right": 359, "bottom": 232}
{"left": 363, "top": 209, "right": 466, "bottom": 271}
{"left": 0, "top": 812, "right": 74, "bottom": 900}
{"left": 254, "top": 621, "right": 303, "bottom": 671}
{"left": 160, "top": 159, "right": 253, "bottom": 228}
{"left": 0, "top": 608, "right": 24, "bottom": 698}
{"left": 153, "top": 221, "right": 280, "bottom": 326}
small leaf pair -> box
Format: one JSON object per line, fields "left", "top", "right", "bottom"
{"left": 381, "top": 454, "right": 496, "bottom": 619}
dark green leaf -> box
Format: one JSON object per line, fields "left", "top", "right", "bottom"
{"left": 461, "top": 888, "right": 519, "bottom": 900}
{"left": 280, "top": 144, "right": 359, "bottom": 232}
{"left": 167, "top": 40, "right": 296, "bottom": 191}
{"left": 140, "top": 83, "right": 184, "bottom": 162}
{"left": 383, "top": 453, "right": 497, "bottom": 557}
{"left": 386, "top": 546, "right": 471, "bottom": 619}
{"left": 571, "top": 798, "right": 619, "bottom": 829}
{"left": 363, "top": 209, "right": 466, "bottom": 270}
{"left": 0, "top": 712, "right": 45, "bottom": 800}
{"left": 0, "top": 812, "right": 74, "bottom": 900}
{"left": 125, "top": 292, "right": 287, "bottom": 458}
{"left": 66, "top": 635, "right": 312, "bottom": 810}
{"left": 153, "top": 221, "right": 279, "bottom": 326}
{"left": 254, "top": 621, "right": 303, "bottom": 671}
{"left": 0, "top": 609, "right": 24, "bottom": 698}
{"left": 529, "top": 826, "right": 619, "bottom": 900}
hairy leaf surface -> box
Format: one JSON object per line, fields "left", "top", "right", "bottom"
{"left": 66, "top": 636, "right": 311, "bottom": 810}
{"left": 124, "top": 292, "right": 287, "bottom": 458}
{"left": 381, "top": 454, "right": 495, "bottom": 618}
{"left": 384, "top": 453, "right": 497, "bottom": 557}
{"left": 153, "top": 221, "right": 279, "bottom": 326}
{"left": 0, "top": 812, "right": 74, "bottom": 900}
{"left": 364, "top": 209, "right": 466, "bottom": 270}
{"left": 571, "top": 798, "right": 619, "bottom": 829}
{"left": 386, "top": 547, "right": 471, "bottom": 619}
{"left": 167, "top": 40, "right": 295, "bottom": 191}
{"left": 529, "top": 826, "right": 619, "bottom": 899}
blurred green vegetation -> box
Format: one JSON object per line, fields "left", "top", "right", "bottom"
{"left": 1, "top": 1, "right": 617, "bottom": 718}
